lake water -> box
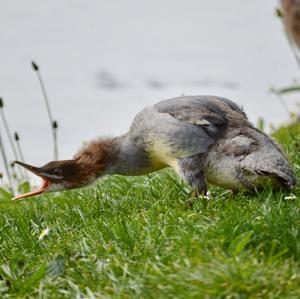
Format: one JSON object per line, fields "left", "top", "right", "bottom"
{"left": 0, "top": 0, "right": 299, "bottom": 182}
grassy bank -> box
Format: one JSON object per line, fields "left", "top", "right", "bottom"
{"left": 0, "top": 122, "right": 299, "bottom": 298}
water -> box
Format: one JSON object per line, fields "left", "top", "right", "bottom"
{"left": 0, "top": 0, "right": 299, "bottom": 182}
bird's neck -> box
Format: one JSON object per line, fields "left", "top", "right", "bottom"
{"left": 106, "top": 134, "right": 151, "bottom": 175}
{"left": 75, "top": 134, "right": 150, "bottom": 177}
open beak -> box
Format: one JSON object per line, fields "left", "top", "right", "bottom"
{"left": 12, "top": 161, "right": 50, "bottom": 201}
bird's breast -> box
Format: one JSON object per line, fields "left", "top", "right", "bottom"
{"left": 147, "top": 139, "right": 186, "bottom": 174}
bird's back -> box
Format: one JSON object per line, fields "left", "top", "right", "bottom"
{"left": 128, "top": 95, "right": 248, "bottom": 169}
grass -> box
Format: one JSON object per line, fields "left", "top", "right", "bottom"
{"left": 0, "top": 122, "right": 299, "bottom": 298}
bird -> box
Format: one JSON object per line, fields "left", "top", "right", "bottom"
{"left": 13, "top": 95, "right": 297, "bottom": 201}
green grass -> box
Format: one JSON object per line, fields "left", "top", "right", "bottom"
{"left": 0, "top": 122, "right": 299, "bottom": 298}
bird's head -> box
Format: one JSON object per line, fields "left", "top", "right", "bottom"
{"left": 13, "top": 160, "right": 96, "bottom": 200}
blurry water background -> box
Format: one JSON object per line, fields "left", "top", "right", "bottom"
{"left": 0, "top": 0, "right": 299, "bottom": 181}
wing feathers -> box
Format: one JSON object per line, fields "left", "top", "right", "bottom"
{"left": 154, "top": 96, "right": 231, "bottom": 140}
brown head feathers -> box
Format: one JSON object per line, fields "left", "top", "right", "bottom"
{"left": 74, "top": 137, "right": 118, "bottom": 176}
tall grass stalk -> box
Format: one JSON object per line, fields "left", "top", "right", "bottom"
{"left": 14, "top": 132, "right": 28, "bottom": 180}
{"left": 14, "top": 133, "right": 25, "bottom": 163}
{"left": 31, "top": 61, "right": 59, "bottom": 160}
{"left": 270, "top": 89, "right": 291, "bottom": 116}
{"left": 286, "top": 35, "right": 300, "bottom": 70}
{"left": 0, "top": 131, "right": 13, "bottom": 192}
{"left": 0, "top": 98, "right": 22, "bottom": 179}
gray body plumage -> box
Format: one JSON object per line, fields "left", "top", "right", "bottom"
{"left": 108, "top": 95, "right": 296, "bottom": 192}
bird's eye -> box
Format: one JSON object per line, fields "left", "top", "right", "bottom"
{"left": 53, "top": 169, "right": 63, "bottom": 176}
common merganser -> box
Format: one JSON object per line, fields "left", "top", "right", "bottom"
{"left": 13, "top": 95, "right": 297, "bottom": 200}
